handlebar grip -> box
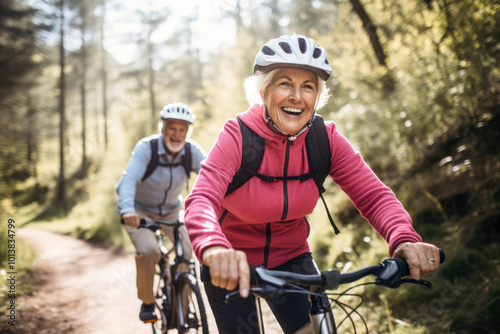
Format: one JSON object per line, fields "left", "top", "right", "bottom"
{"left": 396, "top": 249, "right": 446, "bottom": 277}
{"left": 200, "top": 265, "right": 258, "bottom": 285}
{"left": 322, "top": 270, "right": 341, "bottom": 290}
{"left": 439, "top": 249, "right": 446, "bottom": 263}
{"left": 200, "top": 265, "right": 211, "bottom": 283}
{"left": 120, "top": 217, "right": 147, "bottom": 226}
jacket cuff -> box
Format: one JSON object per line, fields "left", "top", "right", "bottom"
{"left": 196, "top": 241, "right": 233, "bottom": 263}
{"left": 389, "top": 235, "right": 423, "bottom": 257}
{"left": 118, "top": 208, "right": 136, "bottom": 215}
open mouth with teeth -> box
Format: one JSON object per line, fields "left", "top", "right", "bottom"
{"left": 282, "top": 107, "right": 304, "bottom": 115}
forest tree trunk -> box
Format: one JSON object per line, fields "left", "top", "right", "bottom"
{"left": 100, "top": 0, "right": 109, "bottom": 149}
{"left": 80, "top": 7, "right": 87, "bottom": 176}
{"left": 57, "top": 0, "right": 67, "bottom": 211}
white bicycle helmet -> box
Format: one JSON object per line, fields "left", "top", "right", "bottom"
{"left": 253, "top": 34, "right": 332, "bottom": 81}
{"left": 160, "top": 103, "right": 196, "bottom": 124}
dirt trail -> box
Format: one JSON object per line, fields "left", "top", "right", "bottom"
{"left": 4, "top": 228, "right": 283, "bottom": 334}
{"left": 6, "top": 228, "right": 220, "bottom": 334}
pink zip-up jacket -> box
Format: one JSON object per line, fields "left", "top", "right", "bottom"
{"left": 184, "top": 104, "right": 422, "bottom": 268}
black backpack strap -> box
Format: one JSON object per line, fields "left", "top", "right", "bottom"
{"left": 183, "top": 142, "right": 192, "bottom": 179}
{"left": 305, "top": 115, "right": 340, "bottom": 234}
{"left": 225, "top": 117, "right": 265, "bottom": 196}
{"left": 142, "top": 138, "right": 193, "bottom": 187}
{"left": 305, "top": 115, "right": 331, "bottom": 192}
{"left": 141, "top": 137, "right": 159, "bottom": 182}
{"left": 182, "top": 142, "right": 192, "bottom": 192}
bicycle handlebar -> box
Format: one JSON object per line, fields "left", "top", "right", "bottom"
{"left": 121, "top": 217, "right": 189, "bottom": 261}
{"left": 120, "top": 217, "right": 184, "bottom": 230}
{"left": 200, "top": 249, "right": 445, "bottom": 293}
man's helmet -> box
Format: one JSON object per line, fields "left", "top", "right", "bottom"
{"left": 160, "top": 103, "right": 196, "bottom": 124}
{"left": 253, "top": 34, "right": 332, "bottom": 81}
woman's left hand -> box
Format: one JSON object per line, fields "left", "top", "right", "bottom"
{"left": 393, "top": 242, "right": 440, "bottom": 280}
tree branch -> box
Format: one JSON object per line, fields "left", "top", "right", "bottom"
{"left": 350, "top": 0, "right": 387, "bottom": 67}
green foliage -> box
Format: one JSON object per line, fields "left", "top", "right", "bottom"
{"left": 0, "top": 217, "right": 7, "bottom": 271}
{"left": 0, "top": 1, "right": 42, "bottom": 203}
{"left": 313, "top": 108, "right": 500, "bottom": 333}
{"left": 0, "top": 214, "right": 38, "bottom": 314}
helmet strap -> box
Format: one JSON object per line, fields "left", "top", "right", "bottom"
{"left": 262, "top": 105, "right": 314, "bottom": 141}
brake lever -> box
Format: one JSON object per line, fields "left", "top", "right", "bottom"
{"left": 224, "top": 290, "right": 241, "bottom": 304}
{"left": 224, "top": 285, "right": 284, "bottom": 304}
{"left": 137, "top": 222, "right": 160, "bottom": 231}
{"left": 404, "top": 278, "right": 432, "bottom": 288}
{"left": 376, "top": 277, "right": 432, "bottom": 289}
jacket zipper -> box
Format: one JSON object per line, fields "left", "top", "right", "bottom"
{"left": 218, "top": 209, "right": 228, "bottom": 225}
{"left": 280, "top": 140, "right": 291, "bottom": 220}
{"left": 265, "top": 141, "right": 290, "bottom": 267}
{"left": 158, "top": 165, "right": 174, "bottom": 215}
{"left": 262, "top": 222, "right": 272, "bottom": 268}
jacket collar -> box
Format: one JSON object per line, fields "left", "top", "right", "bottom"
{"left": 237, "top": 104, "right": 309, "bottom": 145}
{"left": 157, "top": 134, "right": 186, "bottom": 162}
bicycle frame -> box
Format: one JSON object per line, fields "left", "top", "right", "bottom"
{"left": 138, "top": 218, "right": 208, "bottom": 334}
{"left": 152, "top": 221, "right": 191, "bottom": 331}
{"left": 169, "top": 223, "right": 197, "bottom": 329}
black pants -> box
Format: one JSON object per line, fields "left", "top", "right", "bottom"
{"left": 204, "top": 252, "right": 334, "bottom": 334}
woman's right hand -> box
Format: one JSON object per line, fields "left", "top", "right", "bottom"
{"left": 121, "top": 213, "right": 140, "bottom": 228}
{"left": 202, "top": 246, "right": 250, "bottom": 298}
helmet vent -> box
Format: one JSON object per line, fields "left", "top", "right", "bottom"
{"left": 313, "top": 48, "right": 322, "bottom": 59}
{"left": 160, "top": 102, "right": 196, "bottom": 124}
{"left": 253, "top": 34, "right": 333, "bottom": 81}
{"left": 262, "top": 46, "right": 275, "bottom": 56}
{"left": 298, "top": 38, "right": 307, "bottom": 53}
{"left": 278, "top": 42, "right": 292, "bottom": 54}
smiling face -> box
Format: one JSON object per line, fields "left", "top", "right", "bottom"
{"left": 262, "top": 68, "right": 319, "bottom": 135}
{"left": 161, "top": 118, "right": 189, "bottom": 155}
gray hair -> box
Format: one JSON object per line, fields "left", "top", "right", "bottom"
{"left": 244, "top": 69, "right": 330, "bottom": 110}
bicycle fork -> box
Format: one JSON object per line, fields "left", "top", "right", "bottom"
{"left": 310, "top": 295, "right": 335, "bottom": 334}
{"left": 255, "top": 297, "right": 266, "bottom": 334}
{"left": 253, "top": 294, "right": 335, "bottom": 334}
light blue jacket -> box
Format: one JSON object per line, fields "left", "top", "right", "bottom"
{"left": 116, "top": 134, "right": 207, "bottom": 216}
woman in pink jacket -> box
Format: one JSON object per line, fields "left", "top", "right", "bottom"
{"left": 184, "top": 34, "right": 440, "bottom": 333}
